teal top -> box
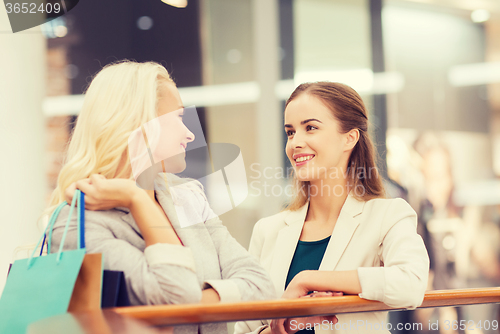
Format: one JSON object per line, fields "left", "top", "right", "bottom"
{"left": 285, "top": 235, "right": 331, "bottom": 333}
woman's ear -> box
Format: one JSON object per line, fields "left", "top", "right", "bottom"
{"left": 344, "top": 129, "right": 360, "bottom": 151}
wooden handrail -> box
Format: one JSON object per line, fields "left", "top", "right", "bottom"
{"left": 29, "top": 310, "right": 171, "bottom": 334}
{"left": 113, "top": 288, "right": 500, "bottom": 326}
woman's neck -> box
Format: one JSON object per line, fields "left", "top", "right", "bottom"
{"left": 307, "top": 177, "right": 349, "bottom": 225}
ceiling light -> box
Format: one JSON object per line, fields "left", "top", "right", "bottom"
{"left": 448, "top": 62, "right": 500, "bottom": 86}
{"left": 54, "top": 25, "right": 67, "bottom": 37}
{"left": 161, "top": 0, "right": 187, "bottom": 8}
{"left": 471, "top": 9, "right": 490, "bottom": 23}
{"left": 137, "top": 16, "right": 153, "bottom": 30}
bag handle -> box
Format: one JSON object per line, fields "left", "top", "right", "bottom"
{"left": 48, "top": 190, "right": 85, "bottom": 253}
{"left": 27, "top": 190, "right": 85, "bottom": 269}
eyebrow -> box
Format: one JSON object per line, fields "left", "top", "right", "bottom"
{"left": 284, "top": 118, "right": 322, "bottom": 128}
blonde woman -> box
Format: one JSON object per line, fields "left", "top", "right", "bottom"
{"left": 47, "top": 61, "right": 275, "bottom": 334}
{"left": 235, "top": 82, "right": 429, "bottom": 334}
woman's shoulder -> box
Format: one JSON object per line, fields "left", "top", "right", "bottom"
{"left": 254, "top": 206, "right": 304, "bottom": 232}
{"left": 52, "top": 204, "right": 127, "bottom": 228}
{"left": 247, "top": 210, "right": 291, "bottom": 247}
{"left": 258, "top": 210, "right": 290, "bottom": 224}
{"left": 363, "top": 197, "right": 416, "bottom": 214}
{"left": 48, "top": 205, "right": 134, "bottom": 250}
{"left": 362, "top": 197, "right": 418, "bottom": 230}
{"left": 156, "top": 174, "right": 205, "bottom": 201}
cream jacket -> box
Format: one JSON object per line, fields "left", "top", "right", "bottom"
{"left": 234, "top": 195, "right": 430, "bottom": 334}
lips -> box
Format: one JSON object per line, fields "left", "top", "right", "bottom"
{"left": 293, "top": 154, "right": 315, "bottom": 166}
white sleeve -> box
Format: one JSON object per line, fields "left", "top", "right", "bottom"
{"left": 357, "top": 199, "right": 430, "bottom": 309}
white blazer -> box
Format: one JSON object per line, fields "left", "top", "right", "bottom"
{"left": 234, "top": 194, "right": 430, "bottom": 334}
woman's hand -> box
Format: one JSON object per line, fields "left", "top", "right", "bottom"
{"left": 269, "top": 291, "right": 343, "bottom": 334}
{"left": 65, "top": 174, "right": 142, "bottom": 210}
{"left": 281, "top": 270, "right": 313, "bottom": 300}
{"left": 67, "top": 175, "right": 180, "bottom": 246}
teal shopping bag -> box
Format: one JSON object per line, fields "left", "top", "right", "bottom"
{"left": 0, "top": 191, "right": 86, "bottom": 334}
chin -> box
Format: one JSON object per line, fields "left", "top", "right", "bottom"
{"left": 170, "top": 162, "right": 187, "bottom": 174}
{"left": 293, "top": 166, "right": 313, "bottom": 181}
{"left": 163, "top": 155, "right": 187, "bottom": 173}
{"left": 293, "top": 172, "right": 310, "bottom": 182}
{"left": 294, "top": 174, "right": 326, "bottom": 186}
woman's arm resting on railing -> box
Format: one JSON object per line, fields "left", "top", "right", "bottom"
{"left": 358, "top": 199, "right": 430, "bottom": 309}
{"left": 284, "top": 200, "right": 429, "bottom": 309}
{"left": 282, "top": 270, "right": 360, "bottom": 299}
{"left": 285, "top": 199, "right": 429, "bottom": 309}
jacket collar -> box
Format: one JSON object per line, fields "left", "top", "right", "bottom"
{"left": 283, "top": 200, "right": 310, "bottom": 226}
{"left": 270, "top": 193, "right": 365, "bottom": 295}
{"left": 318, "top": 194, "right": 365, "bottom": 272}
{"left": 283, "top": 193, "right": 365, "bottom": 226}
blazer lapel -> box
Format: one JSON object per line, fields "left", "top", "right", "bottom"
{"left": 270, "top": 203, "right": 309, "bottom": 295}
{"left": 319, "top": 194, "right": 365, "bottom": 272}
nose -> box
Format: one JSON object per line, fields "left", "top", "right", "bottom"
{"left": 186, "top": 126, "right": 195, "bottom": 143}
{"left": 289, "top": 132, "right": 305, "bottom": 149}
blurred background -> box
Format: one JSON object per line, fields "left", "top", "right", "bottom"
{"left": 2, "top": 0, "right": 500, "bottom": 332}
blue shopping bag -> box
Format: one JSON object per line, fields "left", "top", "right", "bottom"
{"left": 0, "top": 190, "right": 86, "bottom": 334}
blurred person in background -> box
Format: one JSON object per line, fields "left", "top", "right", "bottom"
{"left": 388, "top": 131, "right": 500, "bottom": 334}
{"left": 413, "top": 132, "right": 463, "bottom": 334}
{"left": 461, "top": 203, "right": 500, "bottom": 332}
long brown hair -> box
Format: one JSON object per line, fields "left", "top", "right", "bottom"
{"left": 286, "top": 82, "right": 385, "bottom": 210}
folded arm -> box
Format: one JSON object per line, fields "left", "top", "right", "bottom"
{"left": 50, "top": 211, "right": 202, "bottom": 305}
{"left": 284, "top": 199, "right": 429, "bottom": 309}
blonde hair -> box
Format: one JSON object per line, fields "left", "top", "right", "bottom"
{"left": 46, "top": 60, "right": 175, "bottom": 213}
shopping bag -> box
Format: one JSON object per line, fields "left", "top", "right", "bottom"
{"left": 68, "top": 252, "right": 103, "bottom": 312}
{"left": 44, "top": 192, "right": 103, "bottom": 312}
{"left": 101, "top": 270, "right": 131, "bottom": 308}
{"left": 0, "top": 190, "right": 88, "bottom": 333}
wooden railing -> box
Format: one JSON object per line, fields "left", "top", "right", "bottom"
{"left": 29, "top": 288, "right": 500, "bottom": 333}
{"left": 113, "top": 288, "right": 500, "bottom": 326}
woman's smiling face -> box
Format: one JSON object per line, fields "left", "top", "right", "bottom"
{"left": 284, "top": 93, "right": 354, "bottom": 182}
{"left": 151, "top": 83, "right": 195, "bottom": 173}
